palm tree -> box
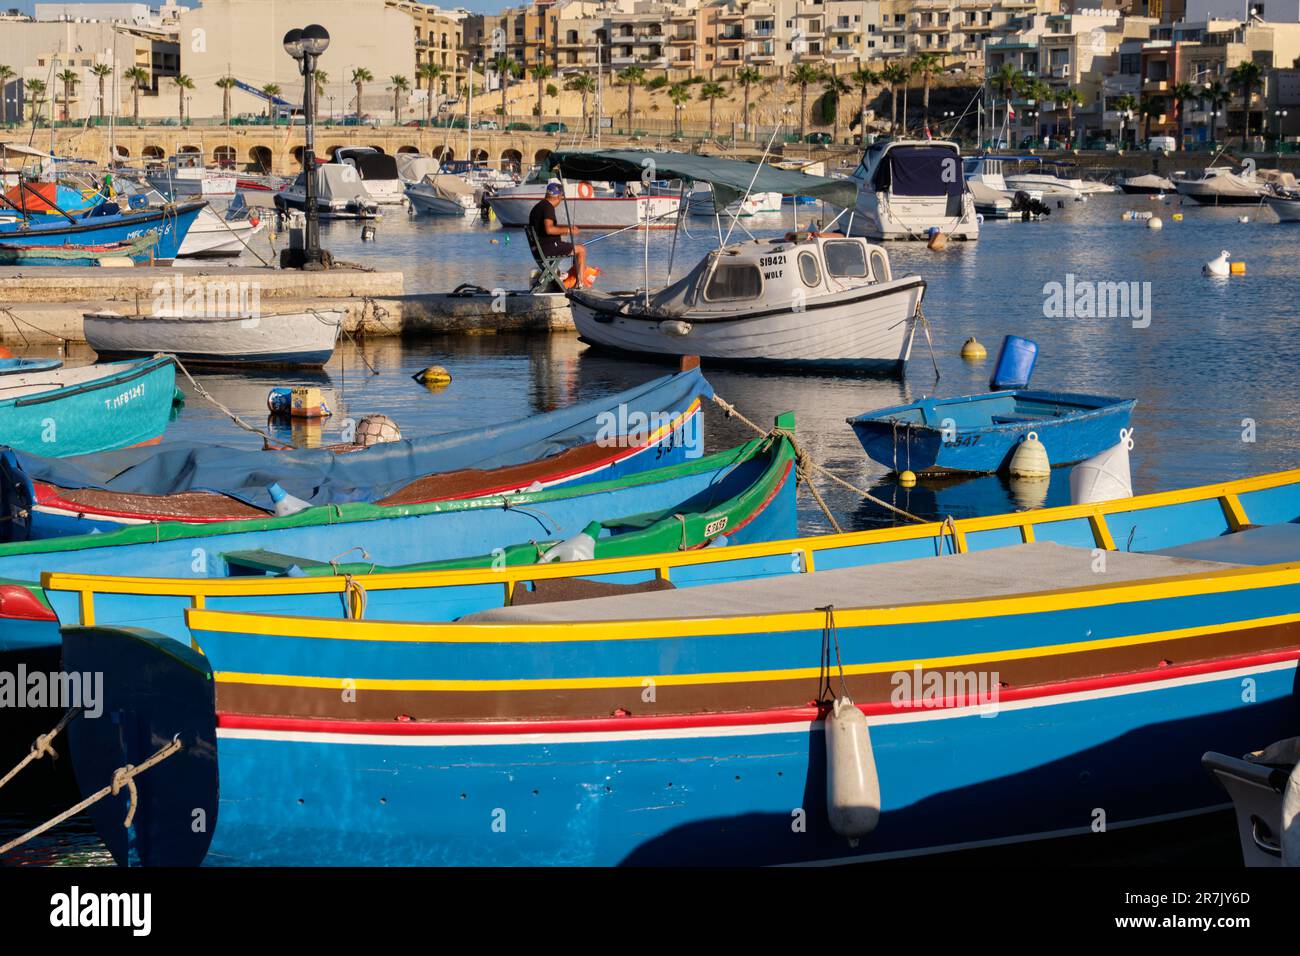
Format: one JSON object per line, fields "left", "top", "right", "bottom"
{"left": 900, "top": 59, "right": 915, "bottom": 135}
{"left": 531, "top": 63, "right": 552, "bottom": 118}
{"left": 492, "top": 56, "right": 517, "bottom": 125}
{"left": 351, "top": 67, "right": 373, "bottom": 125}
{"left": 617, "top": 66, "right": 645, "bottom": 130}
{"left": 699, "top": 80, "right": 725, "bottom": 137}
{"left": 312, "top": 69, "right": 329, "bottom": 124}
{"left": 417, "top": 63, "right": 443, "bottom": 123}
{"left": 123, "top": 66, "right": 149, "bottom": 126}
{"left": 790, "top": 63, "right": 822, "bottom": 140}
{"left": 1138, "top": 95, "right": 1159, "bottom": 143}
{"left": 24, "top": 78, "right": 46, "bottom": 130}
{"left": 1028, "top": 80, "right": 1054, "bottom": 142}
{"left": 1170, "top": 81, "right": 1196, "bottom": 150}
{"left": 667, "top": 82, "right": 689, "bottom": 137}
{"left": 990, "top": 63, "right": 1021, "bottom": 140}
{"left": 261, "top": 83, "right": 282, "bottom": 125}
{"left": 389, "top": 74, "right": 409, "bottom": 124}
{"left": 214, "top": 75, "right": 236, "bottom": 126}
{"left": 849, "top": 66, "right": 879, "bottom": 136}
{"left": 0, "top": 65, "right": 14, "bottom": 127}
{"left": 1113, "top": 93, "right": 1137, "bottom": 148}
{"left": 1203, "top": 80, "right": 1228, "bottom": 144}
{"left": 912, "top": 52, "right": 941, "bottom": 130}
{"left": 565, "top": 73, "right": 597, "bottom": 135}
{"left": 735, "top": 67, "right": 762, "bottom": 140}
{"left": 822, "top": 72, "right": 849, "bottom": 143}
{"left": 882, "top": 63, "right": 907, "bottom": 135}
{"left": 1230, "top": 59, "right": 1263, "bottom": 146}
{"left": 90, "top": 63, "right": 112, "bottom": 120}
{"left": 1058, "top": 87, "right": 1086, "bottom": 148}
{"left": 56, "top": 69, "right": 78, "bottom": 123}
{"left": 173, "top": 74, "right": 195, "bottom": 125}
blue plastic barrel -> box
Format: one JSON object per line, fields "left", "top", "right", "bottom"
{"left": 266, "top": 387, "right": 293, "bottom": 415}
{"left": 990, "top": 335, "right": 1038, "bottom": 390}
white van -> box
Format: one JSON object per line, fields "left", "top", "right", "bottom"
{"left": 1146, "top": 136, "right": 1176, "bottom": 152}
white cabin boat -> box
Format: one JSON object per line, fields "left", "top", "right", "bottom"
{"left": 687, "top": 184, "right": 783, "bottom": 218}
{"left": 177, "top": 204, "right": 268, "bottom": 257}
{"left": 146, "top": 153, "right": 236, "bottom": 199}
{"left": 488, "top": 180, "right": 680, "bottom": 230}
{"left": 1173, "top": 165, "right": 1270, "bottom": 205}
{"left": 844, "top": 139, "right": 979, "bottom": 241}
{"left": 568, "top": 234, "right": 924, "bottom": 372}
{"left": 334, "top": 147, "right": 408, "bottom": 207}
{"left": 274, "top": 165, "right": 379, "bottom": 220}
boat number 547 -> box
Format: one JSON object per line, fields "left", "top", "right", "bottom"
{"left": 942, "top": 435, "right": 980, "bottom": 448}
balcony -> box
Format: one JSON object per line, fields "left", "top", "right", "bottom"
{"left": 829, "top": 22, "right": 856, "bottom": 33}
{"left": 1143, "top": 78, "right": 1169, "bottom": 92}
{"left": 829, "top": 46, "right": 857, "bottom": 56}
{"left": 669, "top": 32, "right": 696, "bottom": 43}
{"left": 882, "top": 21, "right": 905, "bottom": 31}
{"left": 718, "top": 32, "right": 744, "bottom": 43}
{"left": 748, "top": 28, "right": 775, "bottom": 37}
{"left": 749, "top": 52, "right": 776, "bottom": 63}
{"left": 717, "top": 10, "right": 743, "bottom": 21}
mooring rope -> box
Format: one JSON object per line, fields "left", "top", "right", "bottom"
{"left": 0, "top": 735, "right": 182, "bottom": 857}
{"left": 712, "top": 394, "right": 925, "bottom": 525}
{"left": 165, "top": 352, "right": 281, "bottom": 446}
{"left": 0, "top": 707, "right": 79, "bottom": 793}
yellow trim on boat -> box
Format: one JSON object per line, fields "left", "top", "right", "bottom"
{"left": 185, "top": 560, "right": 1300, "bottom": 645}
{"left": 209, "top": 609, "right": 1300, "bottom": 692}
{"left": 43, "top": 468, "right": 1300, "bottom": 610}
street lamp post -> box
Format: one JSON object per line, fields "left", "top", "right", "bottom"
{"left": 283, "top": 24, "right": 331, "bottom": 269}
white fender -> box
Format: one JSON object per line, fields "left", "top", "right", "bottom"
{"left": 825, "top": 696, "right": 880, "bottom": 844}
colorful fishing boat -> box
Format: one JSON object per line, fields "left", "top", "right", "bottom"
{"left": 0, "top": 422, "right": 797, "bottom": 652}
{"left": 0, "top": 201, "right": 205, "bottom": 261}
{"left": 848, "top": 390, "right": 1136, "bottom": 475}
{"left": 49, "top": 466, "right": 1300, "bottom": 866}
{"left": 1, "top": 368, "right": 708, "bottom": 540}
{"left": 0, "top": 356, "right": 178, "bottom": 460}
{"left": 0, "top": 232, "right": 159, "bottom": 267}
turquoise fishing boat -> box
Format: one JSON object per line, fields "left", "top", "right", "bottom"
{"left": 44, "top": 467, "right": 1300, "bottom": 866}
{"left": 0, "top": 358, "right": 61, "bottom": 376}
{"left": 0, "top": 356, "right": 178, "bottom": 459}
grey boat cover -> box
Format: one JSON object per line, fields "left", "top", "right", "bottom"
{"left": 546, "top": 149, "right": 858, "bottom": 212}
{"left": 0, "top": 368, "right": 712, "bottom": 512}
{"left": 397, "top": 155, "right": 441, "bottom": 182}
{"left": 317, "top": 165, "right": 370, "bottom": 204}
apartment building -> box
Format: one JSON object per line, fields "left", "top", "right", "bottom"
{"left": 387, "top": 1, "right": 468, "bottom": 99}
{"left": 879, "top": 0, "right": 1056, "bottom": 65}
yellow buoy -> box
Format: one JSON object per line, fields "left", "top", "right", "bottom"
{"left": 1172, "top": 213, "right": 1183, "bottom": 221}
{"left": 927, "top": 231, "right": 947, "bottom": 251}
{"left": 1230, "top": 261, "right": 1247, "bottom": 275}
{"left": 898, "top": 469, "right": 917, "bottom": 487}
{"left": 413, "top": 365, "right": 453, "bottom": 386}
{"left": 1009, "top": 431, "right": 1050, "bottom": 479}
{"left": 960, "top": 337, "right": 987, "bottom": 361}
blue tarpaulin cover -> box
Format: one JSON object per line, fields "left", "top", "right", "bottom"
{"left": 877, "top": 146, "right": 964, "bottom": 198}
{"left": 3, "top": 368, "right": 711, "bottom": 512}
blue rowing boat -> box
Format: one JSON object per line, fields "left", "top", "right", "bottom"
{"left": 0, "top": 201, "right": 204, "bottom": 261}
{"left": 48, "top": 467, "right": 1300, "bottom": 866}
{"left": 0, "top": 358, "right": 61, "bottom": 375}
{"left": 847, "top": 389, "right": 1136, "bottom": 474}
{"left": 0, "top": 356, "right": 178, "bottom": 459}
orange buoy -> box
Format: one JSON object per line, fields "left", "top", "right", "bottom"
{"left": 0, "top": 346, "right": 12, "bottom": 359}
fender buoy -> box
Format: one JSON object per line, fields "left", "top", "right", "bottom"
{"left": 825, "top": 696, "right": 880, "bottom": 844}
{"left": 577, "top": 181, "right": 594, "bottom": 200}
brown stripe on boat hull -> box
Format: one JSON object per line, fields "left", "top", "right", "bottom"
{"left": 213, "top": 619, "right": 1300, "bottom": 723}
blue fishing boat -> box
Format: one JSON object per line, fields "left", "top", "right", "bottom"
{"left": 0, "top": 232, "right": 160, "bottom": 266}
{"left": 0, "top": 358, "right": 61, "bottom": 375}
{"left": 847, "top": 390, "right": 1136, "bottom": 474}
{"left": 1, "top": 368, "right": 709, "bottom": 539}
{"left": 46, "top": 467, "right": 1300, "bottom": 866}
{"left": 0, "top": 421, "right": 797, "bottom": 651}
{"left": 0, "top": 201, "right": 204, "bottom": 261}
{"left": 0, "top": 356, "right": 178, "bottom": 460}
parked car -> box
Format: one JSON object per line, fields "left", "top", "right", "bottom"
{"left": 540, "top": 121, "right": 569, "bottom": 134}
{"left": 506, "top": 122, "right": 534, "bottom": 131}
{"left": 804, "top": 132, "right": 832, "bottom": 145}
{"left": 1144, "top": 135, "right": 1176, "bottom": 152}
{"left": 476, "top": 120, "right": 499, "bottom": 130}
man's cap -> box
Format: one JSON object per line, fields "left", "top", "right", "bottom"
{"left": 545, "top": 182, "right": 564, "bottom": 196}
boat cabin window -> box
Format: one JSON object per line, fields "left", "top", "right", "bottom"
{"left": 704, "top": 263, "right": 762, "bottom": 302}
{"left": 823, "top": 240, "right": 868, "bottom": 278}
{"left": 869, "top": 249, "right": 891, "bottom": 283}
{"left": 798, "top": 252, "right": 821, "bottom": 287}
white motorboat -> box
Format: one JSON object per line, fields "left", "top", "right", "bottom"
{"left": 1173, "top": 165, "right": 1270, "bottom": 205}
{"left": 177, "top": 204, "right": 268, "bottom": 257}
{"left": 1118, "top": 173, "right": 1176, "bottom": 195}
{"left": 844, "top": 139, "right": 979, "bottom": 241}
{"left": 146, "top": 153, "right": 236, "bottom": 199}
{"left": 1264, "top": 190, "right": 1300, "bottom": 222}
{"left": 488, "top": 180, "right": 680, "bottom": 230}
{"left": 84, "top": 308, "right": 344, "bottom": 368}
{"left": 406, "top": 174, "right": 478, "bottom": 216}
{"left": 395, "top": 154, "right": 441, "bottom": 185}
{"left": 334, "top": 147, "right": 409, "bottom": 207}
{"left": 687, "top": 184, "right": 783, "bottom": 218}
{"left": 274, "top": 165, "right": 379, "bottom": 220}
{"left": 569, "top": 233, "right": 924, "bottom": 372}
{"left": 1003, "top": 169, "right": 1085, "bottom": 200}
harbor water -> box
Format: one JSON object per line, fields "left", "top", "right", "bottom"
{"left": 2, "top": 189, "right": 1297, "bottom": 864}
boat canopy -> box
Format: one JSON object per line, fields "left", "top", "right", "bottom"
{"left": 396, "top": 154, "right": 440, "bottom": 182}
{"left": 347, "top": 152, "right": 400, "bottom": 182}
{"left": 316, "top": 164, "right": 370, "bottom": 202}
{"left": 2, "top": 368, "right": 713, "bottom": 512}
{"left": 545, "top": 150, "right": 858, "bottom": 211}
{"left": 871, "top": 144, "right": 963, "bottom": 198}
{"left": 419, "top": 174, "right": 477, "bottom": 200}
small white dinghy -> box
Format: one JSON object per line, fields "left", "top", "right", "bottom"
{"left": 84, "top": 308, "right": 344, "bottom": 368}
{"left": 177, "top": 205, "right": 268, "bottom": 258}
{"left": 570, "top": 233, "right": 925, "bottom": 373}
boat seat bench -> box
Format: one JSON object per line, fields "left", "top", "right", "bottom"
{"left": 459, "top": 541, "right": 1244, "bottom": 624}
{"left": 1152, "top": 521, "right": 1300, "bottom": 566}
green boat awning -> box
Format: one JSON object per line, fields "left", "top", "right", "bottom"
{"left": 545, "top": 149, "right": 858, "bottom": 211}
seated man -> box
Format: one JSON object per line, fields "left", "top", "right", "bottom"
{"left": 528, "top": 182, "right": 589, "bottom": 286}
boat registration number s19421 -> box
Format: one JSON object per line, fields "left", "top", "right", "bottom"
{"left": 758, "top": 254, "right": 787, "bottom": 267}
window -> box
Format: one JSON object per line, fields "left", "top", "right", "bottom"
{"left": 704, "top": 264, "right": 762, "bottom": 301}
{"left": 824, "top": 241, "right": 868, "bottom": 278}
{"left": 798, "top": 252, "right": 821, "bottom": 287}
{"left": 869, "top": 249, "right": 891, "bottom": 283}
